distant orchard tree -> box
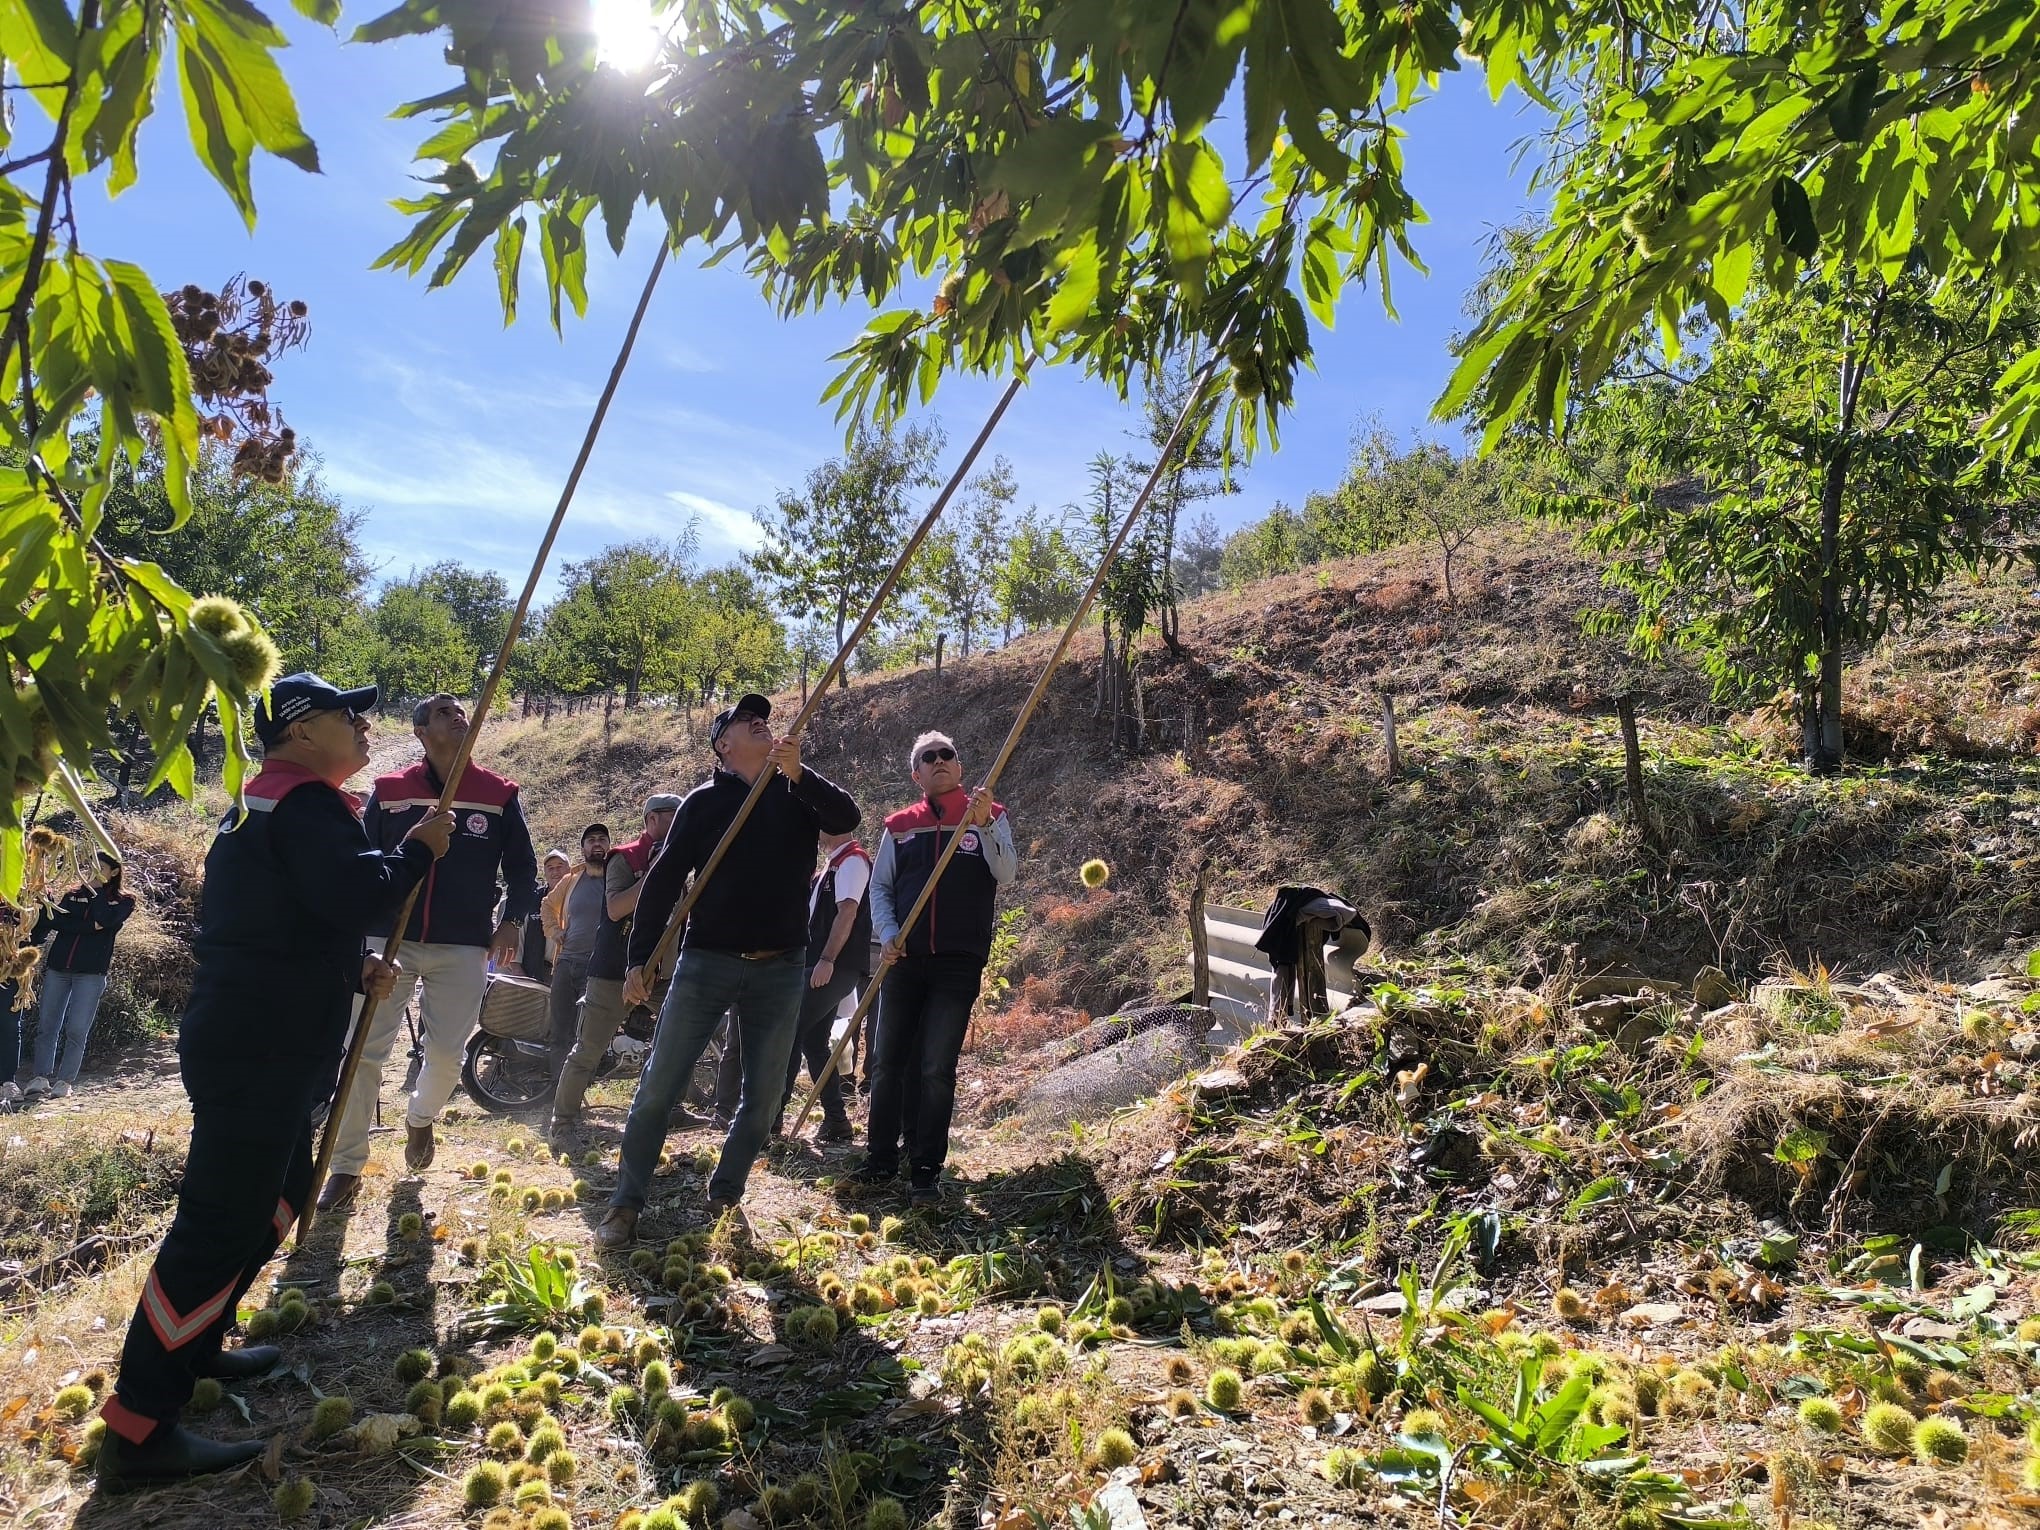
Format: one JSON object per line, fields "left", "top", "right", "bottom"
{"left": 922, "top": 455, "right": 1016, "bottom": 659}
{"left": 411, "top": 561, "right": 513, "bottom": 688}
{"left": 1218, "top": 505, "right": 1306, "bottom": 588}
{"left": 750, "top": 423, "right": 944, "bottom": 688}
{"left": 1173, "top": 511, "right": 1227, "bottom": 601}
{"left": 1540, "top": 267, "right": 2040, "bottom": 773}
{"left": 995, "top": 508, "right": 1087, "bottom": 641}
{"left": 331, "top": 584, "right": 477, "bottom": 708}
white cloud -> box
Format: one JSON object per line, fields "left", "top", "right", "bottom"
{"left": 667, "top": 490, "right": 763, "bottom": 554}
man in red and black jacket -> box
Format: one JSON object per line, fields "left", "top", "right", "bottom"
{"left": 318, "top": 693, "right": 540, "bottom": 1211}
{"left": 99, "top": 674, "right": 451, "bottom": 1490}
{"left": 853, "top": 729, "right": 1017, "bottom": 1203}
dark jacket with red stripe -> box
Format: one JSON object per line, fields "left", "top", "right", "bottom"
{"left": 33, "top": 883, "right": 135, "bottom": 974}
{"left": 807, "top": 842, "right": 873, "bottom": 971}
{"left": 363, "top": 759, "right": 540, "bottom": 948}
{"left": 184, "top": 760, "right": 432, "bottom": 1063}
{"left": 870, "top": 789, "right": 1016, "bottom": 962}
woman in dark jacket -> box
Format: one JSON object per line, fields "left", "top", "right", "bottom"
{"left": 24, "top": 851, "right": 135, "bottom": 1098}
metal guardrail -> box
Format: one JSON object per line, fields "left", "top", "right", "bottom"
{"left": 1198, "top": 904, "right": 1370, "bottom": 1044}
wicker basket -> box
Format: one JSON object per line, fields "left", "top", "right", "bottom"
{"left": 476, "top": 972, "right": 551, "bottom": 1042}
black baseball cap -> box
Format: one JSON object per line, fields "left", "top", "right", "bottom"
{"left": 255, "top": 673, "right": 377, "bottom": 745}
{"left": 708, "top": 693, "right": 772, "bottom": 747}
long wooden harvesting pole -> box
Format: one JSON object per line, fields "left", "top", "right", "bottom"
{"left": 790, "top": 340, "right": 1233, "bottom": 1133}
{"left": 298, "top": 244, "right": 672, "bottom": 1241}
{"left": 622, "top": 358, "right": 1035, "bottom": 1000}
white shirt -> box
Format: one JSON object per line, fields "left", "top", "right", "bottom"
{"left": 810, "top": 848, "right": 870, "bottom": 925}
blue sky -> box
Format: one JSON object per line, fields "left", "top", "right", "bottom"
{"left": 75, "top": 9, "right": 1543, "bottom": 597}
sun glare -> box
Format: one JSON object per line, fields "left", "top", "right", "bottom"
{"left": 590, "top": 0, "right": 667, "bottom": 71}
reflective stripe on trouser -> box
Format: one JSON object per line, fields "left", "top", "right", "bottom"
{"left": 327, "top": 939, "right": 488, "bottom": 1177}
{"left": 105, "top": 1052, "right": 322, "bottom": 1441}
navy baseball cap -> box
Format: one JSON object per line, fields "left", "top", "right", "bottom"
{"left": 255, "top": 673, "right": 378, "bottom": 745}
{"left": 708, "top": 693, "right": 772, "bottom": 747}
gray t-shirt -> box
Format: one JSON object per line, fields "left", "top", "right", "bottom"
{"left": 559, "top": 870, "right": 607, "bottom": 960}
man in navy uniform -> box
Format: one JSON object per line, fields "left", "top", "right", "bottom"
{"left": 319, "top": 692, "right": 539, "bottom": 1210}
{"left": 98, "top": 675, "right": 452, "bottom": 1489}
{"left": 597, "top": 694, "right": 859, "bottom": 1246}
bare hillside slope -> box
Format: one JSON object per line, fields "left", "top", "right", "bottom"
{"left": 487, "top": 525, "right": 2040, "bottom": 1020}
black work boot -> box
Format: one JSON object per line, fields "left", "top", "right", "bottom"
{"left": 97, "top": 1423, "right": 265, "bottom": 1492}
{"left": 194, "top": 1344, "right": 283, "bottom": 1379}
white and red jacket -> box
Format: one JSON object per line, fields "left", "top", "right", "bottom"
{"left": 363, "top": 759, "right": 539, "bottom": 948}
{"left": 869, "top": 789, "right": 1016, "bottom": 961}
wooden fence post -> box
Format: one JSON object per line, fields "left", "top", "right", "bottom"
{"left": 1381, "top": 692, "right": 1401, "bottom": 778}
{"left": 1189, "top": 857, "right": 1211, "bottom": 1006}
{"left": 1616, "top": 693, "right": 1650, "bottom": 841}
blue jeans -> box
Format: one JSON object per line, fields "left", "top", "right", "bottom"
{"left": 35, "top": 970, "right": 109, "bottom": 1083}
{"left": 611, "top": 949, "right": 804, "bottom": 1210}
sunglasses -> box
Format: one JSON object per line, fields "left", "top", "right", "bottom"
{"left": 918, "top": 747, "right": 957, "bottom": 765}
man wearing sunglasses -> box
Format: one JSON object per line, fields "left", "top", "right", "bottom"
{"left": 854, "top": 730, "right": 1017, "bottom": 1204}
{"left": 596, "top": 693, "right": 860, "bottom": 1247}
{"left": 99, "top": 675, "right": 453, "bottom": 1488}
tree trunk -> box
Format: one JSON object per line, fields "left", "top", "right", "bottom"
{"left": 1616, "top": 693, "right": 1650, "bottom": 842}
{"left": 1811, "top": 447, "right": 1848, "bottom": 775}
{"left": 1159, "top": 473, "right": 1185, "bottom": 655}
{"left": 1189, "top": 857, "right": 1211, "bottom": 1006}
{"left": 1095, "top": 622, "right": 1113, "bottom": 719}
{"left": 835, "top": 593, "right": 850, "bottom": 689}
{"left": 934, "top": 632, "right": 945, "bottom": 679}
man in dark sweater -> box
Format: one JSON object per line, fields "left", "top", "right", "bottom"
{"left": 98, "top": 674, "right": 451, "bottom": 1490}
{"left": 597, "top": 694, "right": 859, "bottom": 1246}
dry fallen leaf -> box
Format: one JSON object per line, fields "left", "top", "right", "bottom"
{"left": 1620, "top": 1301, "right": 1685, "bottom": 1327}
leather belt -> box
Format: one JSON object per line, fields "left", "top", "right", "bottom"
{"left": 733, "top": 947, "right": 793, "bottom": 961}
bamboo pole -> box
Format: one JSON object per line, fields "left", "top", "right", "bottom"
{"left": 297, "top": 243, "right": 672, "bottom": 1241}
{"left": 791, "top": 339, "right": 1233, "bottom": 1133}
{"left": 621, "top": 359, "right": 1036, "bottom": 1005}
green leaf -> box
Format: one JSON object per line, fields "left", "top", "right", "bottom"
{"left": 493, "top": 215, "right": 527, "bottom": 327}
{"left": 175, "top": 19, "right": 258, "bottom": 223}
{"left": 1044, "top": 239, "right": 1099, "bottom": 334}
{"left": 183, "top": 0, "right": 318, "bottom": 169}
{"left": 1770, "top": 175, "right": 1819, "bottom": 261}
{"left": 1565, "top": 1176, "right": 1624, "bottom": 1215}
{"left": 174, "top": 0, "right": 319, "bottom": 223}
{"left": 0, "top": 0, "right": 79, "bottom": 118}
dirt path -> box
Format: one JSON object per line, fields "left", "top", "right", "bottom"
{"left": 5, "top": 999, "right": 2040, "bottom": 1530}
